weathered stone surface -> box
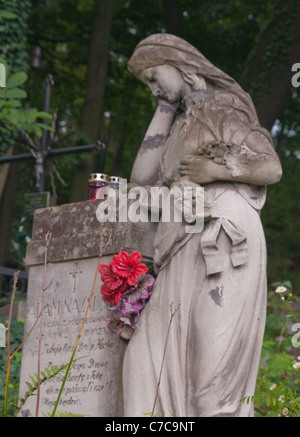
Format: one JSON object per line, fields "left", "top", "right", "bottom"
{"left": 26, "top": 199, "right": 156, "bottom": 265}
{"left": 19, "top": 199, "right": 156, "bottom": 417}
{"left": 19, "top": 256, "right": 126, "bottom": 417}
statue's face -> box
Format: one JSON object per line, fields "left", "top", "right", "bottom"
{"left": 141, "top": 64, "right": 189, "bottom": 104}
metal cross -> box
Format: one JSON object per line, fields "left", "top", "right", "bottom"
{"left": 0, "top": 74, "right": 106, "bottom": 192}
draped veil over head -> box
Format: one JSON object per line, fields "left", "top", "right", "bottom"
{"left": 128, "top": 33, "right": 258, "bottom": 124}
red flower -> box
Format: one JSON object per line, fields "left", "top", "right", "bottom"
{"left": 100, "top": 283, "right": 124, "bottom": 304}
{"left": 112, "top": 250, "right": 148, "bottom": 286}
{"left": 99, "top": 262, "right": 127, "bottom": 304}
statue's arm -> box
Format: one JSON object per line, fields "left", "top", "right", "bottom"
{"left": 130, "top": 99, "right": 178, "bottom": 185}
{"left": 179, "top": 117, "right": 282, "bottom": 186}
{"left": 226, "top": 126, "right": 282, "bottom": 184}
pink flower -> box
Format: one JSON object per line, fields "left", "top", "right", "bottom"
{"left": 105, "top": 274, "right": 155, "bottom": 340}
{"left": 106, "top": 318, "right": 134, "bottom": 341}
{"left": 124, "top": 274, "right": 155, "bottom": 306}
{"left": 112, "top": 250, "right": 148, "bottom": 286}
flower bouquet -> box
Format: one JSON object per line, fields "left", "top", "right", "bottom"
{"left": 99, "top": 250, "right": 155, "bottom": 340}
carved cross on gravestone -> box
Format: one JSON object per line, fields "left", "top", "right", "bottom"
{"left": 69, "top": 262, "right": 83, "bottom": 294}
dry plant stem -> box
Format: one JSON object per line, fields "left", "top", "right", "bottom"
{"left": 10, "top": 307, "right": 45, "bottom": 360}
{"left": 35, "top": 231, "right": 52, "bottom": 418}
{"left": 151, "top": 302, "right": 181, "bottom": 417}
{"left": 289, "top": 406, "right": 300, "bottom": 417}
{"left": 51, "top": 228, "right": 112, "bottom": 417}
{"left": 3, "top": 271, "right": 19, "bottom": 417}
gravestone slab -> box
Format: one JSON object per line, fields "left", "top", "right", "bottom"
{"left": 18, "top": 199, "right": 156, "bottom": 417}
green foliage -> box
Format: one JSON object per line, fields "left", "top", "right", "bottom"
{"left": 242, "top": 384, "right": 300, "bottom": 417}
{"left": 0, "top": 68, "right": 53, "bottom": 149}
{"left": 0, "top": 1, "right": 32, "bottom": 150}
{"left": 0, "top": 10, "right": 18, "bottom": 20}
{"left": 16, "top": 362, "right": 70, "bottom": 416}
{"left": 254, "top": 348, "right": 300, "bottom": 416}
{"left": 262, "top": 88, "right": 300, "bottom": 291}
{"left": 0, "top": 319, "right": 84, "bottom": 417}
{"left": 42, "top": 411, "right": 86, "bottom": 417}
{"left": 0, "top": 317, "right": 24, "bottom": 417}
{"left": 0, "top": 1, "right": 31, "bottom": 73}
{"left": 242, "top": 282, "right": 300, "bottom": 417}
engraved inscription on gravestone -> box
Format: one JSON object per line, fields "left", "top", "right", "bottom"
{"left": 19, "top": 257, "right": 126, "bottom": 417}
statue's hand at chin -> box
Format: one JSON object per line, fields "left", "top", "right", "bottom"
{"left": 157, "top": 97, "right": 180, "bottom": 113}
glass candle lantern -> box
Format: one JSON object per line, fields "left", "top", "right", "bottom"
{"left": 88, "top": 173, "right": 109, "bottom": 200}
{"left": 108, "top": 176, "right": 120, "bottom": 189}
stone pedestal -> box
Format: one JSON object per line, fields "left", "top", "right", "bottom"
{"left": 18, "top": 200, "right": 156, "bottom": 417}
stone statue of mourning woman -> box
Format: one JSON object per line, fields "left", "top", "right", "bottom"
{"left": 122, "top": 33, "right": 282, "bottom": 417}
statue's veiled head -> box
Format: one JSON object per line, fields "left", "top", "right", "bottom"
{"left": 128, "top": 33, "right": 237, "bottom": 92}
{"left": 128, "top": 33, "right": 258, "bottom": 121}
